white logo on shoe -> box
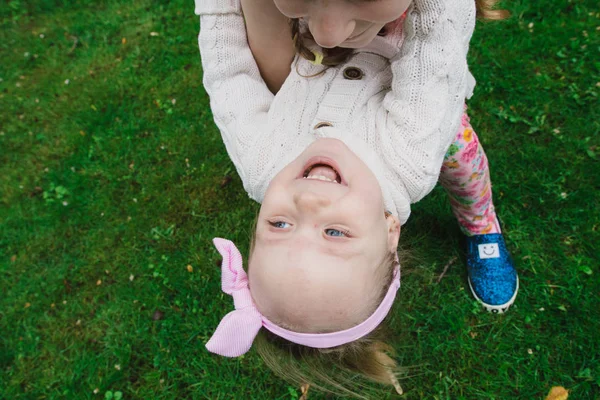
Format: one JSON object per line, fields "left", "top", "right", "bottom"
{"left": 478, "top": 243, "right": 500, "bottom": 259}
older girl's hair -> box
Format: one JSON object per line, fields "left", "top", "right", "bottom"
{"left": 253, "top": 251, "right": 403, "bottom": 398}
{"left": 290, "top": 0, "right": 510, "bottom": 67}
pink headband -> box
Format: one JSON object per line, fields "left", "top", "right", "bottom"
{"left": 206, "top": 238, "right": 401, "bottom": 357}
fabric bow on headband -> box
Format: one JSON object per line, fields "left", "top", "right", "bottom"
{"left": 205, "top": 238, "right": 262, "bottom": 357}
{"left": 206, "top": 238, "right": 401, "bottom": 357}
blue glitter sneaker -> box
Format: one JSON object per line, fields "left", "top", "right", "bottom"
{"left": 466, "top": 233, "right": 519, "bottom": 313}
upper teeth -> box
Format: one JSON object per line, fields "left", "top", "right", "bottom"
{"left": 305, "top": 175, "right": 336, "bottom": 183}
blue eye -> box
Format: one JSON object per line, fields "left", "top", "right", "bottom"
{"left": 270, "top": 221, "right": 291, "bottom": 229}
{"left": 325, "top": 228, "right": 349, "bottom": 237}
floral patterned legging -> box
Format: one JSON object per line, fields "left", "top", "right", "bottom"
{"left": 439, "top": 112, "right": 501, "bottom": 236}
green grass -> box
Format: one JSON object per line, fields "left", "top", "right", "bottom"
{"left": 0, "top": 0, "right": 598, "bottom": 398}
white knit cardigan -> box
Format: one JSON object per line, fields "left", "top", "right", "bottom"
{"left": 195, "top": 0, "right": 476, "bottom": 224}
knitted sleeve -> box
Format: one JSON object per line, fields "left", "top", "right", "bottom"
{"left": 378, "top": 0, "right": 476, "bottom": 203}
{"left": 195, "top": 0, "right": 274, "bottom": 189}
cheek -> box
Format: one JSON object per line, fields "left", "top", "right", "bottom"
{"left": 346, "top": 168, "right": 385, "bottom": 210}
{"left": 347, "top": 188, "right": 385, "bottom": 221}
{"left": 364, "top": 187, "right": 384, "bottom": 207}
{"left": 273, "top": 0, "right": 306, "bottom": 18}
{"left": 357, "top": 0, "right": 411, "bottom": 23}
{"left": 263, "top": 161, "right": 299, "bottom": 200}
{"left": 360, "top": 178, "right": 385, "bottom": 205}
{"left": 247, "top": 264, "right": 270, "bottom": 315}
{"left": 260, "top": 184, "right": 288, "bottom": 215}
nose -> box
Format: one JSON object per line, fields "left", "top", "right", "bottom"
{"left": 294, "top": 190, "right": 331, "bottom": 213}
{"left": 307, "top": 12, "right": 355, "bottom": 48}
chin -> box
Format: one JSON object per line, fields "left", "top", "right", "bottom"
{"left": 337, "top": 43, "right": 364, "bottom": 49}
{"left": 340, "top": 36, "right": 377, "bottom": 49}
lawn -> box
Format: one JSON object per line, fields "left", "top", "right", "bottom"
{"left": 1, "top": 0, "right": 599, "bottom": 398}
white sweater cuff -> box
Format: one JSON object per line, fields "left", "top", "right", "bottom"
{"left": 194, "top": 0, "right": 241, "bottom": 15}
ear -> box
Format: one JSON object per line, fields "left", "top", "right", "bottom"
{"left": 385, "top": 214, "right": 401, "bottom": 253}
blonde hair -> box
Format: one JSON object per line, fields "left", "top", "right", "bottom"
{"left": 252, "top": 251, "right": 403, "bottom": 398}
{"left": 290, "top": 0, "right": 510, "bottom": 67}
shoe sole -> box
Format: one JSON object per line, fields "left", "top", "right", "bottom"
{"left": 468, "top": 276, "right": 519, "bottom": 314}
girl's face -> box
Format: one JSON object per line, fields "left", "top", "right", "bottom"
{"left": 249, "top": 139, "right": 400, "bottom": 332}
{"left": 273, "top": 0, "right": 412, "bottom": 49}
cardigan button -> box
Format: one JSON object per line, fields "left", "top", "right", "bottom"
{"left": 343, "top": 67, "right": 364, "bottom": 80}
{"left": 314, "top": 122, "right": 333, "bottom": 129}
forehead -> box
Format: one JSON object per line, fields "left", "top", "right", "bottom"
{"left": 248, "top": 241, "right": 383, "bottom": 331}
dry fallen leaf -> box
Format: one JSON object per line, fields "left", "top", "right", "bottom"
{"left": 545, "top": 386, "right": 569, "bottom": 400}
{"left": 388, "top": 371, "right": 403, "bottom": 395}
{"left": 299, "top": 383, "right": 310, "bottom": 400}
{"left": 152, "top": 310, "right": 165, "bottom": 321}
{"left": 220, "top": 175, "right": 233, "bottom": 188}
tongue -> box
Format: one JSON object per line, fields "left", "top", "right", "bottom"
{"left": 308, "top": 165, "right": 338, "bottom": 181}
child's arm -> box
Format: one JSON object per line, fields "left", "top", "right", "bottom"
{"left": 380, "top": 0, "right": 476, "bottom": 202}
{"left": 195, "top": 0, "right": 274, "bottom": 188}
{"left": 240, "top": 0, "right": 295, "bottom": 94}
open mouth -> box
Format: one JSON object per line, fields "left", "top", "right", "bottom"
{"left": 300, "top": 157, "right": 345, "bottom": 185}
